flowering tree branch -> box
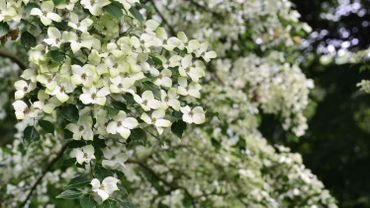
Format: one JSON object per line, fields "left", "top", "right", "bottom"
{"left": 186, "top": 0, "right": 223, "bottom": 18}
{"left": 20, "top": 141, "right": 71, "bottom": 207}
{"left": 127, "top": 159, "right": 196, "bottom": 207}
{"left": 149, "top": 0, "right": 176, "bottom": 36}
{"left": 0, "top": 49, "right": 27, "bottom": 70}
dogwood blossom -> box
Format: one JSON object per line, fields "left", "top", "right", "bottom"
{"left": 140, "top": 110, "right": 171, "bottom": 134}
{"left": 73, "top": 145, "right": 95, "bottom": 165}
{"left": 107, "top": 111, "right": 138, "bottom": 139}
{"left": 180, "top": 106, "right": 206, "bottom": 124}
{"left": 91, "top": 177, "right": 120, "bottom": 202}
{"left": 30, "top": 1, "right": 61, "bottom": 26}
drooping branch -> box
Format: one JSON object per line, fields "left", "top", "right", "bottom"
{"left": 186, "top": 0, "right": 223, "bottom": 18}
{"left": 149, "top": 0, "right": 176, "bottom": 36}
{"left": 20, "top": 141, "right": 71, "bottom": 207}
{"left": 0, "top": 49, "right": 27, "bottom": 70}
{"left": 127, "top": 159, "right": 197, "bottom": 207}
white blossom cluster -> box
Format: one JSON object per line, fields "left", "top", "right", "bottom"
{"left": 154, "top": 0, "right": 313, "bottom": 136}
{"left": 123, "top": 127, "right": 337, "bottom": 207}
{"left": 214, "top": 52, "right": 314, "bottom": 136}
{"left": 0, "top": 133, "right": 75, "bottom": 207}
{"left": 0, "top": 56, "right": 20, "bottom": 120}
{"left": 155, "top": 0, "right": 311, "bottom": 56}
{"left": 0, "top": 0, "right": 215, "bottom": 204}
{"left": 320, "top": 46, "right": 370, "bottom": 94}
{"left": 0, "top": 0, "right": 340, "bottom": 207}
{"left": 357, "top": 80, "right": 370, "bottom": 94}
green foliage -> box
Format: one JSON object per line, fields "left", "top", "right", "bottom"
{"left": 39, "top": 120, "right": 55, "bottom": 133}
{"left": 103, "top": 3, "right": 124, "bottom": 20}
{"left": 171, "top": 120, "right": 187, "bottom": 138}
{"left": 24, "top": 126, "right": 40, "bottom": 143}
{"left": 56, "top": 189, "right": 82, "bottom": 199}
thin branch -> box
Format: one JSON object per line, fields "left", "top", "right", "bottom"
{"left": 186, "top": 0, "right": 223, "bottom": 18}
{"left": 20, "top": 141, "right": 71, "bottom": 207}
{"left": 149, "top": 0, "right": 176, "bottom": 36}
{"left": 0, "top": 49, "right": 27, "bottom": 70}
{"left": 127, "top": 159, "right": 196, "bottom": 207}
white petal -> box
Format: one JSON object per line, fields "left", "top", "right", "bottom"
{"left": 106, "top": 121, "right": 118, "bottom": 134}
{"left": 122, "top": 117, "right": 138, "bottom": 129}
{"left": 91, "top": 178, "right": 101, "bottom": 190}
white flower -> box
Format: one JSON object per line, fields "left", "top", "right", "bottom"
{"left": 109, "top": 76, "right": 135, "bottom": 94}
{"left": 107, "top": 111, "right": 138, "bottom": 139}
{"left": 12, "top": 100, "right": 37, "bottom": 120}
{"left": 160, "top": 89, "right": 180, "bottom": 111}
{"left": 177, "top": 78, "right": 201, "bottom": 98}
{"left": 14, "top": 80, "right": 35, "bottom": 100}
{"left": 102, "top": 147, "right": 127, "bottom": 170}
{"left": 133, "top": 91, "right": 161, "bottom": 111}
{"left": 81, "top": 0, "right": 110, "bottom": 16}
{"left": 44, "top": 27, "right": 62, "bottom": 47}
{"left": 55, "top": 0, "right": 78, "bottom": 11}
{"left": 68, "top": 13, "right": 93, "bottom": 33}
{"left": 71, "top": 64, "right": 97, "bottom": 87}
{"left": 91, "top": 177, "right": 119, "bottom": 202}
{"left": 73, "top": 145, "right": 95, "bottom": 164}
{"left": 62, "top": 32, "right": 99, "bottom": 54}
{"left": 66, "top": 115, "right": 94, "bottom": 141}
{"left": 79, "top": 87, "right": 110, "bottom": 106}
{"left": 177, "top": 32, "right": 200, "bottom": 53}
{"left": 179, "top": 55, "right": 205, "bottom": 82}
{"left": 30, "top": 1, "right": 62, "bottom": 26}
{"left": 180, "top": 106, "right": 206, "bottom": 124}
{"left": 154, "top": 69, "right": 172, "bottom": 88}
{"left": 195, "top": 42, "right": 217, "bottom": 62}
{"left": 140, "top": 110, "right": 171, "bottom": 135}
{"left": 33, "top": 90, "right": 61, "bottom": 114}
{"left": 115, "top": 0, "right": 139, "bottom": 10}
{"left": 49, "top": 81, "right": 75, "bottom": 103}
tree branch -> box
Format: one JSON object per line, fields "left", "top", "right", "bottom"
{"left": 127, "top": 159, "right": 196, "bottom": 207}
{"left": 186, "top": 0, "right": 223, "bottom": 18}
{"left": 20, "top": 142, "right": 70, "bottom": 207}
{"left": 0, "top": 49, "right": 27, "bottom": 70}
{"left": 149, "top": 0, "right": 176, "bottom": 36}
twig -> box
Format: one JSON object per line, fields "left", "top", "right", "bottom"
{"left": 149, "top": 0, "right": 176, "bottom": 36}
{"left": 20, "top": 142, "right": 71, "bottom": 207}
{"left": 127, "top": 159, "right": 196, "bottom": 207}
{"left": 186, "top": 0, "right": 223, "bottom": 18}
{"left": 0, "top": 49, "right": 27, "bottom": 70}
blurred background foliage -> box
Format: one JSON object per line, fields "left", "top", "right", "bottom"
{"left": 260, "top": 0, "right": 370, "bottom": 207}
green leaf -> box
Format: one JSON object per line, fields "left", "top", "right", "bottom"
{"left": 52, "top": 0, "right": 65, "bottom": 6}
{"left": 24, "top": 126, "right": 40, "bottom": 143}
{"left": 129, "top": 7, "right": 144, "bottom": 22}
{"left": 142, "top": 81, "right": 161, "bottom": 99}
{"left": 39, "top": 120, "right": 55, "bottom": 134}
{"left": 105, "top": 106, "right": 119, "bottom": 119}
{"left": 149, "top": 55, "right": 163, "bottom": 66}
{"left": 20, "top": 31, "right": 36, "bottom": 49}
{"left": 60, "top": 104, "right": 79, "bottom": 123}
{"left": 56, "top": 189, "right": 82, "bottom": 199}
{"left": 98, "top": 200, "right": 119, "bottom": 208}
{"left": 80, "top": 195, "right": 97, "bottom": 208}
{"left": 171, "top": 120, "right": 187, "bottom": 138}
{"left": 103, "top": 2, "right": 124, "bottom": 20}
{"left": 65, "top": 175, "right": 91, "bottom": 189}
{"left": 47, "top": 50, "right": 65, "bottom": 62}
{"left": 0, "top": 22, "right": 9, "bottom": 37}
{"left": 127, "top": 128, "right": 148, "bottom": 147}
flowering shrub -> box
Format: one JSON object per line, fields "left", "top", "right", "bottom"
{"left": 0, "top": 0, "right": 338, "bottom": 207}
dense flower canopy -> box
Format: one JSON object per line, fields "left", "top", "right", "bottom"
{"left": 0, "top": 0, "right": 343, "bottom": 207}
